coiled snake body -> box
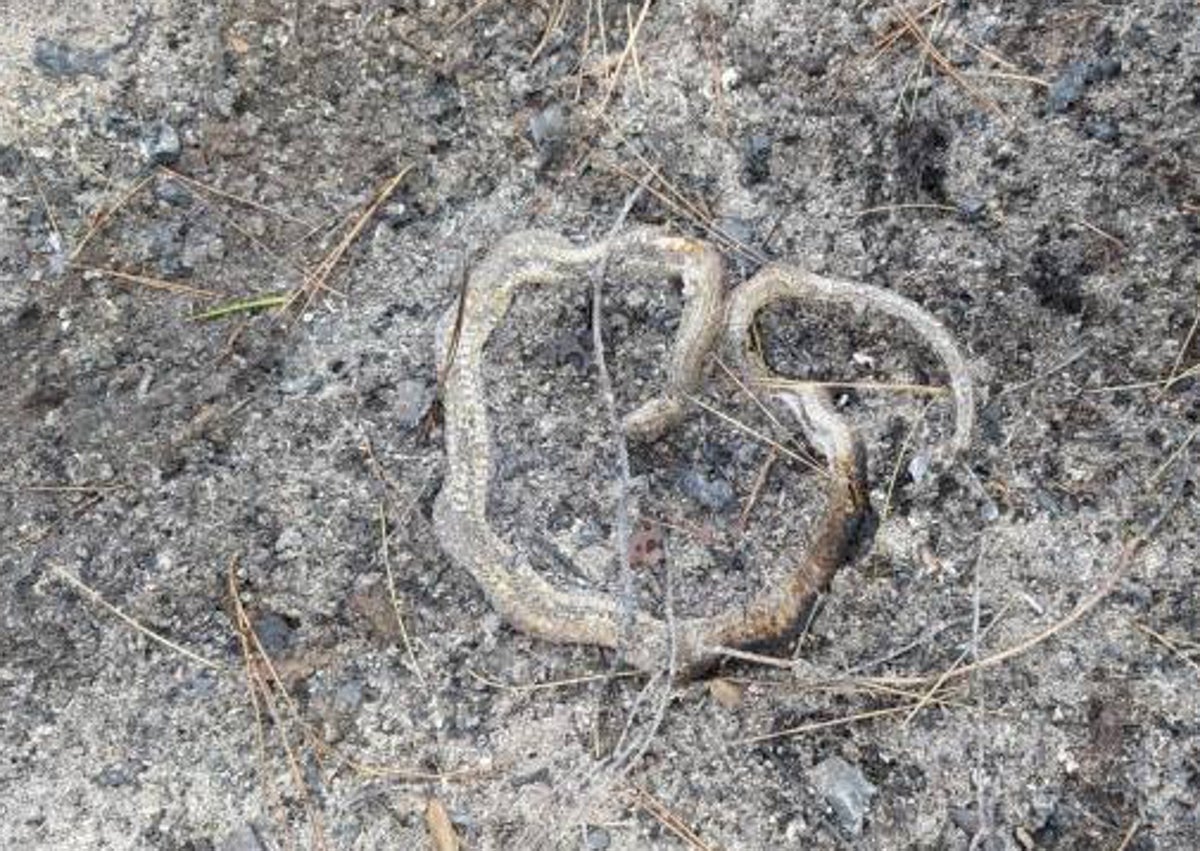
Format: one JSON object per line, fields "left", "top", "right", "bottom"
{"left": 432, "top": 228, "right": 974, "bottom": 676}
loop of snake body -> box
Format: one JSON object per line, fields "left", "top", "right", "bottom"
{"left": 432, "top": 227, "right": 974, "bottom": 676}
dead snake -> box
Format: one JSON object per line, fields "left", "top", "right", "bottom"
{"left": 432, "top": 228, "right": 974, "bottom": 676}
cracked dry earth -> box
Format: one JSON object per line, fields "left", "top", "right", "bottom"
{"left": 2, "top": 1, "right": 1200, "bottom": 849}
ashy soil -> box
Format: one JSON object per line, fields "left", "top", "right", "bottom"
{"left": 2, "top": 1, "right": 1198, "bottom": 849}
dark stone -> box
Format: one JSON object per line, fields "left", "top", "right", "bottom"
{"left": 799, "top": 53, "right": 828, "bottom": 77}
{"left": 742, "top": 134, "right": 773, "bottom": 185}
{"left": 1047, "top": 57, "right": 1122, "bottom": 113}
{"left": 1087, "top": 57, "right": 1122, "bottom": 82}
{"left": 510, "top": 766, "right": 552, "bottom": 788}
{"left": 33, "top": 37, "right": 109, "bottom": 78}
{"left": 895, "top": 120, "right": 949, "bottom": 200}
{"left": 0, "top": 144, "right": 21, "bottom": 178}
{"left": 1047, "top": 62, "right": 1090, "bottom": 113}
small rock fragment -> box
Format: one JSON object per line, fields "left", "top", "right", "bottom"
{"left": 394, "top": 378, "right": 435, "bottom": 428}
{"left": 96, "top": 764, "right": 133, "bottom": 787}
{"left": 141, "top": 121, "right": 182, "bottom": 166}
{"left": 584, "top": 825, "right": 611, "bottom": 849}
{"left": 273, "top": 527, "right": 305, "bottom": 560}
{"left": 957, "top": 197, "right": 987, "bottom": 222}
{"left": 33, "top": 37, "right": 108, "bottom": 78}
{"left": 799, "top": 53, "right": 829, "bottom": 77}
{"left": 907, "top": 449, "right": 931, "bottom": 484}
{"left": 529, "top": 103, "right": 566, "bottom": 166}
{"left": 1047, "top": 57, "right": 1122, "bottom": 113}
{"left": 707, "top": 677, "right": 744, "bottom": 710}
{"left": 680, "top": 469, "right": 735, "bottom": 512}
{"left": 1084, "top": 119, "right": 1119, "bottom": 143}
{"left": 810, "top": 755, "right": 877, "bottom": 836}
{"left": 1046, "top": 62, "right": 1090, "bottom": 113}
{"left": 154, "top": 178, "right": 193, "bottom": 206}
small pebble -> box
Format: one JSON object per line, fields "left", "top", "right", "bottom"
{"left": 96, "top": 764, "right": 132, "bottom": 787}
{"left": 679, "top": 469, "right": 735, "bottom": 512}
{"left": 1046, "top": 62, "right": 1090, "bottom": 113}
{"left": 799, "top": 53, "right": 828, "bottom": 77}
{"left": 529, "top": 103, "right": 566, "bottom": 166}
{"left": 907, "top": 449, "right": 931, "bottom": 484}
{"left": 584, "top": 825, "right": 611, "bottom": 850}
{"left": 707, "top": 677, "right": 744, "bottom": 710}
{"left": 395, "top": 379, "right": 435, "bottom": 428}
{"left": 153, "top": 178, "right": 193, "bottom": 206}
{"left": 957, "top": 197, "right": 987, "bottom": 222}
{"left": 140, "top": 121, "right": 182, "bottom": 166}
{"left": 273, "top": 527, "right": 304, "bottom": 558}
{"left": 1087, "top": 56, "right": 1121, "bottom": 82}
{"left": 810, "top": 755, "right": 877, "bottom": 836}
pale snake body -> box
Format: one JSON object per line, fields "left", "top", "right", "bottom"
{"left": 432, "top": 227, "right": 974, "bottom": 676}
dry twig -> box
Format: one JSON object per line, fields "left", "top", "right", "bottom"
{"left": 49, "top": 564, "right": 222, "bottom": 671}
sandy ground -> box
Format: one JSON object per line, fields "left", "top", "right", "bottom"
{"left": 2, "top": 1, "right": 1199, "bottom": 849}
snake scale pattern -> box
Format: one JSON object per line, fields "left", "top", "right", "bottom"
{"left": 432, "top": 227, "right": 974, "bottom": 676}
